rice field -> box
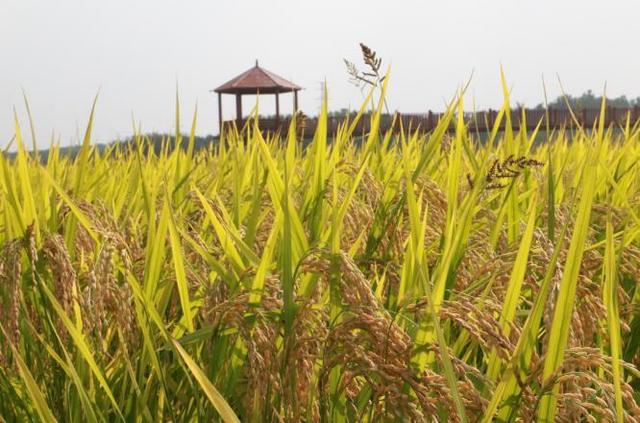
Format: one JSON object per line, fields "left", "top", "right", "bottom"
{"left": 1, "top": 77, "right": 640, "bottom": 422}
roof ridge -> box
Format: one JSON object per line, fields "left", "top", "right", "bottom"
{"left": 255, "top": 65, "right": 279, "bottom": 87}
{"left": 262, "top": 67, "right": 301, "bottom": 89}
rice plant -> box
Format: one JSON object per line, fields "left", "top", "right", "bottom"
{"left": 1, "top": 73, "right": 640, "bottom": 422}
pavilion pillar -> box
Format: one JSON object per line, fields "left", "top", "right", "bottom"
{"left": 217, "top": 92, "right": 223, "bottom": 135}
{"left": 293, "top": 90, "right": 299, "bottom": 112}
{"left": 235, "top": 94, "right": 242, "bottom": 127}
{"left": 275, "top": 93, "right": 280, "bottom": 128}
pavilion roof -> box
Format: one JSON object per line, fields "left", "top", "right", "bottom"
{"left": 214, "top": 61, "right": 302, "bottom": 95}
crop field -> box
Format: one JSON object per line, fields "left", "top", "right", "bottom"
{"left": 1, "top": 78, "right": 640, "bottom": 422}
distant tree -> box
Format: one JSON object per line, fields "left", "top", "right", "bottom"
{"left": 536, "top": 90, "right": 640, "bottom": 110}
{"left": 117, "top": 132, "right": 218, "bottom": 155}
{"left": 327, "top": 108, "right": 353, "bottom": 119}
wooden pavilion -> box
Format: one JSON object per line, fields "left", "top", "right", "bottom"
{"left": 213, "top": 61, "right": 301, "bottom": 134}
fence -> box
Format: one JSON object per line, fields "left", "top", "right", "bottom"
{"left": 222, "top": 106, "right": 640, "bottom": 136}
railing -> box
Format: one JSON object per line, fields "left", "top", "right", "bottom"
{"left": 222, "top": 106, "right": 640, "bottom": 136}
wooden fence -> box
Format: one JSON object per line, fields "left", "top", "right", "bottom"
{"left": 222, "top": 106, "right": 640, "bottom": 136}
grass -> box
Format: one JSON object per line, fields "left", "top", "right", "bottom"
{"left": 1, "top": 76, "right": 640, "bottom": 422}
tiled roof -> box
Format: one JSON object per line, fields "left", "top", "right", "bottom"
{"left": 214, "top": 61, "right": 301, "bottom": 94}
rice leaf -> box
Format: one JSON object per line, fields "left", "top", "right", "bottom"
{"left": 171, "top": 339, "right": 241, "bottom": 423}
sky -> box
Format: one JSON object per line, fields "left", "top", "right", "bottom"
{"left": 2, "top": 0, "right": 639, "bottom": 148}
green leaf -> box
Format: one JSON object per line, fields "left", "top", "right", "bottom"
{"left": 603, "top": 216, "right": 624, "bottom": 423}
{"left": 165, "top": 196, "right": 195, "bottom": 332}
{"left": 172, "top": 339, "right": 241, "bottom": 423}
{"left": 2, "top": 326, "right": 57, "bottom": 423}
{"left": 538, "top": 125, "right": 602, "bottom": 422}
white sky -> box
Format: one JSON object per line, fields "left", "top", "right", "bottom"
{"left": 2, "top": 0, "right": 639, "bottom": 148}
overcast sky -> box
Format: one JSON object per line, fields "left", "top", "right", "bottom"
{"left": 2, "top": 0, "right": 639, "bottom": 148}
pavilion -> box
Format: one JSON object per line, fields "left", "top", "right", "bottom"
{"left": 213, "top": 61, "right": 302, "bottom": 133}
